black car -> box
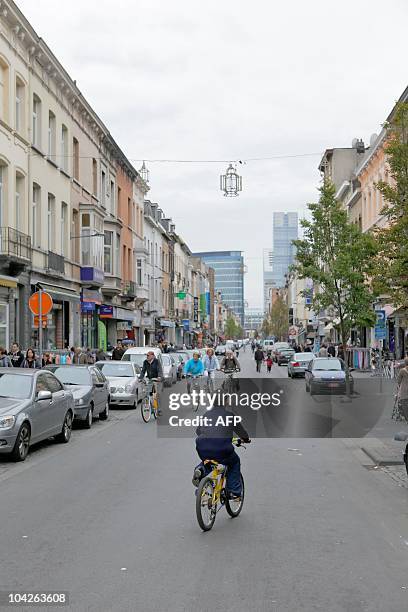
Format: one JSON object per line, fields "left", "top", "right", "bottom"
{"left": 305, "top": 357, "right": 354, "bottom": 395}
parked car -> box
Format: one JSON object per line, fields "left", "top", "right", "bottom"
{"left": 272, "top": 342, "right": 295, "bottom": 365}
{"left": 0, "top": 369, "right": 74, "bottom": 461}
{"left": 215, "top": 345, "right": 226, "bottom": 356}
{"left": 45, "top": 365, "right": 110, "bottom": 428}
{"left": 95, "top": 360, "right": 143, "bottom": 408}
{"left": 161, "top": 353, "right": 178, "bottom": 386}
{"left": 305, "top": 357, "right": 354, "bottom": 395}
{"left": 288, "top": 352, "right": 315, "bottom": 378}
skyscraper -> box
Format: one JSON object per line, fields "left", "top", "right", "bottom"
{"left": 263, "top": 212, "right": 298, "bottom": 312}
{"left": 272, "top": 212, "right": 298, "bottom": 288}
{"left": 193, "top": 251, "right": 244, "bottom": 326}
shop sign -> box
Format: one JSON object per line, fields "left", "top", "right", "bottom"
{"left": 81, "top": 301, "right": 95, "bottom": 312}
{"left": 99, "top": 305, "right": 114, "bottom": 318}
{"left": 82, "top": 288, "right": 102, "bottom": 304}
{"left": 182, "top": 319, "right": 190, "bottom": 331}
{"left": 117, "top": 321, "right": 132, "bottom": 331}
{"left": 375, "top": 310, "right": 386, "bottom": 340}
{"left": 116, "top": 307, "right": 134, "bottom": 322}
{"left": 193, "top": 297, "right": 199, "bottom": 322}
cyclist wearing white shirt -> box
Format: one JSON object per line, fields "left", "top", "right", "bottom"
{"left": 203, "top": 348, "right": 220, "bottom": 392}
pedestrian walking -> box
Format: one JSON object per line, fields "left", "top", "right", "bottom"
{"left": 254, "top": 347, "right": 264, "bottom": 373}
{"left": 112, "top": 341, "right": 125, "bottom": 361}
{"left": 42, "top": 352, "right": 54, "bottom": 367}
{"left": 72, "top": 347, "right": 87, "bottom": 364}
{"left": 22, "top": 348, "right": 40, "bottom": 369}
{"left": 0, "top": 347, "right": 11, "bottom": 367}
{"left": 396, "top": 358, "right": 408, "bottom": 420}
{"left": 95, "top": 348, "right": 107, "bottom": 361}
{"left": 9, "top": 342, "right": 24, "bottom": 367}
{"left": 337, "top": 344, "right": 345, "bottom": 361}
{"left": 318, "top": 344, "right": 328, "bottom": 357}
{"left": 266, "top": 356, "right": 273, "bottom": 373}
{"left": 327, "top": 343, "right": 336, "bottom": 357}
{"left": 86, "top": 348, "right": 95, "bottom": 364}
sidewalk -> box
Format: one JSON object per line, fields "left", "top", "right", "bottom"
{"left": 361, "top": 438, "right": 405, "bottom": 466}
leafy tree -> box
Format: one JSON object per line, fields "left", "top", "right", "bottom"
{"left": 269, "top": 294, "right": 289, "bottom": 341}
{"left": 292, "top": 180, "right": 378, "bottom": 350}
{"left": 225, "top": 316, "right": 242, "bottom": 339}
{"left": 373, "top": 102, "right": 408, "bottom": 306}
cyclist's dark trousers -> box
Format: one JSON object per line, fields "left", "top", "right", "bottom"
{"left": 197, "top": 450, "right": 242, "bottom": 495}
{"left": 256, "top": 360, "right": 262, "bottom": 372}
{"left": 267, "top": 365, "right": 271, "bottom": 372}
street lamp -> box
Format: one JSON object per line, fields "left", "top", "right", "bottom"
{"left": 139, "top": 161, "right": 150, "bottom": 184}
{"left": 220, "top": 163, "right": 242, "bottom": 197}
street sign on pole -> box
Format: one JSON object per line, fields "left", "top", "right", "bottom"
{"left": 28, "top": 291, "right": 53, "bottom": 316}
{"left": 375, "top": 310, "right": 386, "bottom": 340}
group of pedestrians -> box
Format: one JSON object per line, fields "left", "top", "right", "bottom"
{"left": 0, "top": 342, "right": 110, "bottom": 369}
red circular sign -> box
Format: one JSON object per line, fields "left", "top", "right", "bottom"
{"left": 28, "top": 291, "right": 53, "bottom": 316}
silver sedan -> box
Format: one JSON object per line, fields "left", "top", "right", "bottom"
{"left": 288, "top": 352, "right": 315, "bottom": 378}
{"left": 0, "top": 369, "right": 74, "bottom": 461}
{"left": 95, "top": 361, "right": 144, "bottom": 408}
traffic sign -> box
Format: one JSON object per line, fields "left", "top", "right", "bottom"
{"left": 375, "top": 309, "right": 386, "bottom": 340}
{"left": 176, "top": 292, "right": 186, "bottom": 299}
{"left": 34, "top": 315, "right": 48, "bottom": 329}
{"left": 29, "top": 291, "right": 53, "bottom": 316}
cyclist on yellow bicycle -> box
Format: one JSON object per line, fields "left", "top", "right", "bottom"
{"left": 138, "top": 351, "right": 163, "bottom": 414}
{"left": 192, "top": 398, "right": 250, "bottom": 499}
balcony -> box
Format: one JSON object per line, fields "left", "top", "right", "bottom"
{"left": 47, "top": 251, "right": 65, "bottom": 274}
{"left": 102, "top": 275, "right": 122, "bottom": 297}
{"left": 0, "top": 227, "right": 32, "bottom": 274}
{"left": 121, "top": 280, "right": 137, "bottom": 300}
{"left": 80, "top": 267, "right": 104, "bottom": 287}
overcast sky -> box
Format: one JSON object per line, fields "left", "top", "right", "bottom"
{"left": 18, "top": 0, "right": 407, "bottom": 308}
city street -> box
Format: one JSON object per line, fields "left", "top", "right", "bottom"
{"left": 1, "top": 351, "right": 408, "bottom": 612}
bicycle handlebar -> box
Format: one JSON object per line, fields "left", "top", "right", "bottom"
{"left": 232, "top": 437, "right": 251, "bottom": 447}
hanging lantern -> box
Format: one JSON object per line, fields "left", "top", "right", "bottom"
{"left": 139, "top": 160, "right": 150, "bottom": 184}
{"left": 220, "top": 163, "right": 242, "bottom": 197}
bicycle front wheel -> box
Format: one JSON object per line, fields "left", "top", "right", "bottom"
{"left": 141, "top": 397, "right": 151, "bottom": 423}
{"left": 225, "top": 474, "right": 245, "bottom": 518}
{"left": 196, "top": 476, "right": 217, "bottom": 531}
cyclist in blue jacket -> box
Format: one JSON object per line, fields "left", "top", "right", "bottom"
{"left": 184, "top": 351, "right": 204, "bottom": 393}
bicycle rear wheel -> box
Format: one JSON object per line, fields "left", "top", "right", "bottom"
{"left": 225, "top": 474, "right": 245, "bottom": 518}
{"left": 196, "top": 476, "right": 217, "bottom": 531}
{"left": 141, "top": 397, "right": 151, "bottom": 423}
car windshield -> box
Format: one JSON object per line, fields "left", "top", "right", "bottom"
{"left": 162, "top": 355, "right": 172, "bottom": 365}
{"left": 96, "top": 363, "right": 134, "bottom": 377}
{"left": 295, "top": 353, "right": 314, "bottom": 360}
{"left": 313, "top": 359, "right": 343, "bottom": 371}
{"left": 122, "top": 353, "right": 148, "bottom": 367}
{"left": 0, "top": 373, "right": 32, "bottom": 399}
{"left": 49, "top": 367, "right": 91, "bottom": 385}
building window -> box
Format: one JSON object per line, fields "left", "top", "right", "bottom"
{"left": 32, "top": 94, "right": 41, "bottom": 148}
{"left": 72, "top": 209, "right": 79, "bottom": 263}
{"left": 61, "top": 202, "right": 68, "bottom": 256}
{"left": 48, "top": 110, "right": 56, "bottom": 159}
{"left": 61, "top": 125, "right": 68, "bottom": 171}
{"left": 92, "top": 159, "right": 97, "bottom": 196}
{"left": 81, "top": 213, "right": 90, "bottom": 265}
{"left": 15, "top": 76, "right": 25, "bottom": 134}
{"left": 15, "top": 172, "right": 24, "bottom": 232}
{"left": 73, "top": 137, "right": 79, "bottom": 180}
{"left": 0, "top": 164, "right": 5, "bottom": 226}
{"left": 136, "top": 259, "right": 142, "bottom": 286}
{"left": 32, "top": 183, "right": 40, "bottom": 247}
{"left": 101, "top": 170, "right": 106, "bottom": 207}
{"left": 0, "top": 59, "right": 9, "bottom": 123}
{"left": 128, "top": 198, "right": 132, "bottom": 226}
{"left": 104, "top": 230, "right": 113, "bottom": 274}
{"left": 115, "top": 232, "right": 120, "bottom": 276}
{"left": 47, "top": 194, "right": 55, "bottom": 251}
{"left": 110, "top": 180, "right": 115, "bottom": 215}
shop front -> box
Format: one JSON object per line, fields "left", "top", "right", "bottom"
{"left": 0, "top": 275, "right": 17, "bottom": 349}
{"left": 30, "top": 280, "right": 81, "bottom": 350}
{"left": 80, "top": 288, "right": 102, "bottom": 349}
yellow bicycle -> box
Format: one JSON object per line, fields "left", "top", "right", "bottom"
{"left": 140, "top": 378, "right": 160, "bottom": 423}
{"left": 195, "top": 438, "right": 247, "bottom": 531}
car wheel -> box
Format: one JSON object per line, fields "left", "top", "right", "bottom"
{"left": 99, "top": 400, "right": 109, "bottom": 421}
{"left": 84, "top": 405, "right": 93, "bottom": 429}
{"left": 10, "top": 422, "right": 31, "bottom": 462}
{"left": 56, "top": 411, "right": 73, "bottom": 443}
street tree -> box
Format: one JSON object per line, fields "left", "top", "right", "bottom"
{"left": 293, "top": 180, "right": 378, "bottom": 350}
{"left": 373, "top": 102, "right": 408, "bottom": 307}
{"left": 225, "top": 316, "right": 242, "bottom": 339}
{"left": 269, "top": 295, "right": 289, "bottom": 341}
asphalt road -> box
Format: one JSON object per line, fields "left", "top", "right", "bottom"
{"left": 1, "top": 351, "right": 408, "bottom": 612}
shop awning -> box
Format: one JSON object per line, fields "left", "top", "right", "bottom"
{"left": 31, "top": 281, "right": 81, "bottom": 302}
{"left": 0, "top": 274, "right": 17, "bottom": 288}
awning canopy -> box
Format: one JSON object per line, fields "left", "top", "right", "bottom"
{"left": 31, "top": 281, "right": 80, "bottom": 303}
{"left": 0, "top": 274, "right": 17, "bottom": 289}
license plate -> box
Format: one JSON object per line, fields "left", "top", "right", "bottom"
{"left": 300, "top": 363, "right": 307, "bottom": 367}
{"left": 328, "top": 382, "right": 339, "bottom": 388}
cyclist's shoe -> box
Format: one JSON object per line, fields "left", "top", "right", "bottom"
{"left": 192, "top": 466, "right": 204, "bottom": 487}
{"left": 227, "top": 491, "right": 242, "bottom": 501}
{"left": 157, "top": 409, "right": 162, "bottom": 416}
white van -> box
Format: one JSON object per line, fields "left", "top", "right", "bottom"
{"left": 263, "top": 339, "right": 275, "bottom": 350}
{"left": 121, "top": 346, "right": 163, "bottom": 370}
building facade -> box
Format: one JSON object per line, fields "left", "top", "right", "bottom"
{"left": 271, "top": 212, "right": 298, "bottom": 290}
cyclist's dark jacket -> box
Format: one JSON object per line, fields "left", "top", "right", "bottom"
{"left": 195, "top": 406, "right": 249, "bottom": 458}
{"left": 220, "top": 356, "right": 240, "bottom": 370}
{"left": 139, "top": 357, "right": 163, "bottom": 380}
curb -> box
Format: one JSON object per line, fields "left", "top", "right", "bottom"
{"left": 361, "top": 446, "right": 404, "bottom": 466}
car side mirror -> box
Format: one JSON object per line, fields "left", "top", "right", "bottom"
{"left": 95, "top": 382, "right": 105, "bottom": 388}
{"left": 36, "top": 389, "right": 52, "bottom": 401}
